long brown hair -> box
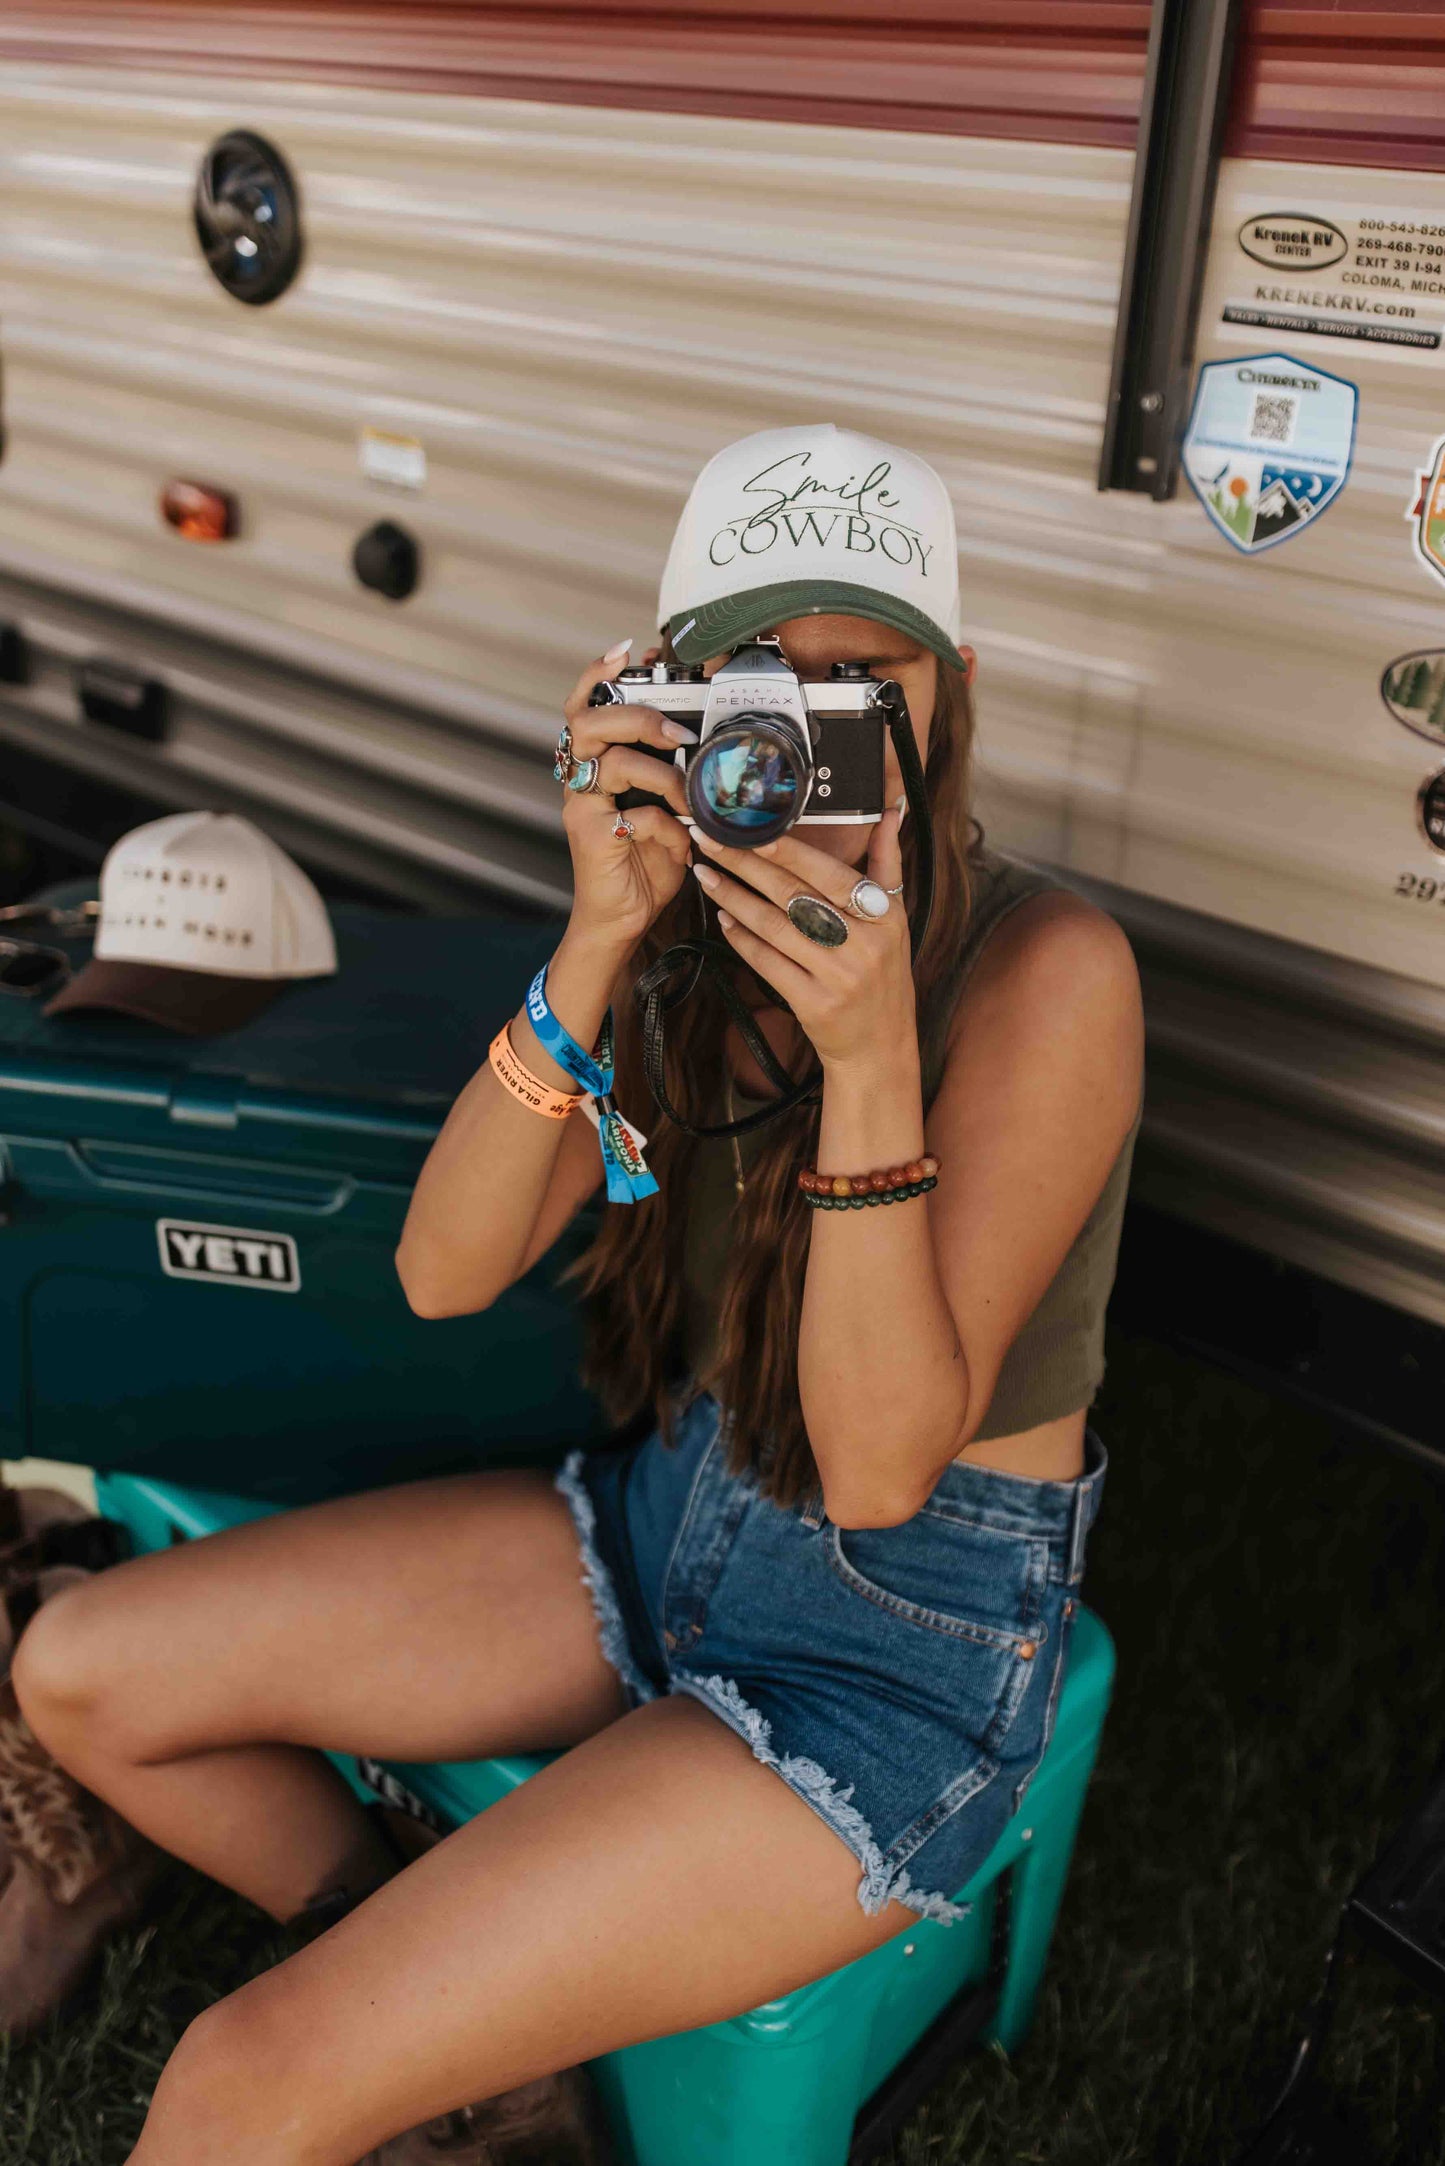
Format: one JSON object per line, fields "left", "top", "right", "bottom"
{"left": 568, "top": 662, "right": 982, "bottom": 1507}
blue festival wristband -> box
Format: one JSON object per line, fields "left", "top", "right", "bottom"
{"left": 524, "top": 967, "right": 658, "bottom": 1205}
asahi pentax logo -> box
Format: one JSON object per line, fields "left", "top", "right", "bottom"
{"left": 156, "top": 1217, "right": 300, "bottom": 1292}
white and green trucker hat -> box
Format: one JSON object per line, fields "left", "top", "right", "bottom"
{"left": 658, "top": 422, "right": 963, "bottom": 671}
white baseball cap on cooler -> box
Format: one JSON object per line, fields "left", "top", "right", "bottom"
{"left": 43, "top": 811, "right": 338, "bottom": 1035}
{"left": 658, "top": 422, "right": 964, "bottom": 672}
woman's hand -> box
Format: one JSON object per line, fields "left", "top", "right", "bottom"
{"left": 559, "top": 644, "right": 697, "bottom": 952}
{"left": 690, "top": 808, "right": 915, "bottom": 1075}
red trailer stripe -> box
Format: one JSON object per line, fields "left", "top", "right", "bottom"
{"left": 0, "top": 1, "right": 1440, "bottom": 167}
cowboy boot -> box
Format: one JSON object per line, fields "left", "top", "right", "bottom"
{"left": 353, "top": 2068, "right": 614, "bottom": 2166}
{"left": 0, "top": 1571, "right": 169, "bottom": 2040}
{"left": 0, "top": 1479, "right": 91, "bottom": 1547}
{"left": 0, "top": 1478, "right": 130, "bottom": 1587}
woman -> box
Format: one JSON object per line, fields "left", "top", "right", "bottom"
{"left": 13, "top": 423, "right": 1145, "bottom": 2164}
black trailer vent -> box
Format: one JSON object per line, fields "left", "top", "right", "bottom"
{"left": 193, "top": 130, "right": 303, "bottom": 307}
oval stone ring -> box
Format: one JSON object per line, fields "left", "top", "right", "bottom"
{"left": 787, "top": 894, "right": 850, "bottom": 948}
{"left": 847, "top": 878, "right": 892, "bottom": 921}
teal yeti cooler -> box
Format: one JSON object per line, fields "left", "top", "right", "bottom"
{"left": 0, "top": 883, "right": 605, "bottom": 1502}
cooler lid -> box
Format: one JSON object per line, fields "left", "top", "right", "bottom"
{"left": 0, "top": 879, "right": 566, "bottom": 1150}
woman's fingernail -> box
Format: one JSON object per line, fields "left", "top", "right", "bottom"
{"left": 717, "top": 909, "right": 735, "bottom": 930}
{"left": 692, "top": 862, "right": 720, "bottom": 891}
{"left": 662, "top": 721, "right": 699, "bottom": 745}
{"left": 896, "top": 794, "right": 909, "bottom": 825}
{"left": 756, "top": 841, "right": 778, "bottom": 858}
{"left": 696, "top": 830, "right": 721, "bottom": 853}
{"left": 602, "top": 638, "right": 633, "bottom": 664}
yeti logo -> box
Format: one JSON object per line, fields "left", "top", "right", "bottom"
{"left": 156, "top": 1217, "right": 300, "bottom": 1292}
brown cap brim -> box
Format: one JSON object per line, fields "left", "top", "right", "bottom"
{"left": 42, "top": 957, "right": 289, "bottom": 1036}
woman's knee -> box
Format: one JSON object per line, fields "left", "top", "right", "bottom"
{"left": 11, "top": 1575, "right": 156, "bottom": 1760}
{"left": 138, "top": 1977, "right": 335, "bottom": 2164}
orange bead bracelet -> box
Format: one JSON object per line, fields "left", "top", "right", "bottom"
{"left": 798, "top": 1155, "right": 940, "bottom": 1209}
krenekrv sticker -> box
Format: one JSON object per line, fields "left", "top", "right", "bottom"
{"left": 1182, "top": 352, "right": 1358, "bottom": 554}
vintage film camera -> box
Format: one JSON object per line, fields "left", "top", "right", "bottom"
{"left": 588, "top": 638, "right": 906, "bottom": 849}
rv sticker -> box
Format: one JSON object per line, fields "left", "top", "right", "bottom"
{"left": 156, "top": 1217, "right": 301, "bottom": 1292}
{"left": 1182, "top": 354, "right": 1357, "bottom": 555}
{"left": 1237, "top": 215, "right": 1348, "bottom": 274}
{"left": 1381, "top": 651, "right": 1445, "bottom": 744}
{"left": 359, "top": 426, "right": 427, "bottom": 492}
{"left": 1405, "top": 436, "right": 1445, "bottom": 588}
{"left": 1417, "top": 772, "right": 1445, "bottom": 856}
{"left": 1222, "top": 206, "right": 1445, "bottom": 355}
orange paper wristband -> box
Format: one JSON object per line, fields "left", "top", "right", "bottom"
{"left": 488, "top": 1024, "right": 582, "bottom": 1120}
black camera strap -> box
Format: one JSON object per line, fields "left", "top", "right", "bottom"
{"left": 633, "top": 685, "right": 934, "bottom": 1142}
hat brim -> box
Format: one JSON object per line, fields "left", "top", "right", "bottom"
{"left": 42, "top": 957, "right": 289, "bottom": 1037}
{"left": 667, "top": 580, "right": 964, "bottom": 673}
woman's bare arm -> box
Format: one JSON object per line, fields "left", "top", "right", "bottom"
{"left": 395, "top": 642, "right": 693, "bottom": 1317}
{"left": 394, "top": 925, "right": 619, "bottom": 1316}
{"left": 802, "top": 895, "right": 1143, "bottom": 1523}
{"left": 693, "top": 817, "right": 1144, "bottom": 1529}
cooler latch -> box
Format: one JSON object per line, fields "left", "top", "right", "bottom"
{"left": 167, "top": 1079, "right": 241, "bottom": 1130}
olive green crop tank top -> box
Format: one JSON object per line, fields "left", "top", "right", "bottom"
{"left": 679, "top": 839, "right": 1144, "bottom": 1441}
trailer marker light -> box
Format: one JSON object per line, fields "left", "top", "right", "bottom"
{"left": 161, "top": 481, "right": 238, "bottom": 543}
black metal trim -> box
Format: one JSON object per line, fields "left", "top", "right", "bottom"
{"left": 1099, "top": 0, "right": 1243, "bottom": 498}
{"left": 1111, "top": 1200, "right": 1445, "bottom": 1480}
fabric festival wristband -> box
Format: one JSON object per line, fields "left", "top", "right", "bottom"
{"left": 524, "top": 966, "right": 659, "bottom": 1205}
{"left": 488, "top": 1024, "right": 580, "bottom": 1120}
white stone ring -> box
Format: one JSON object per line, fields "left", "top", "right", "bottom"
{"left": 847, "top": 878, "right": 892, "bottom": 921}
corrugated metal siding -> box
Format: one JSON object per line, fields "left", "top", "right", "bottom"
{"left": 0, "top": 2, "right": 1153, "bottom": 148}
{"left": 6, "top": 2, "right": 1442, "bottom": 168}
{"left": 0, "top": 68, "right": 1137, "bottom": 911}
{"left": 1229, "top": 2, "right": 1445, "bottom": 173}
{"left": 1, "top": 66, "right": 1443, "bottom": 1328}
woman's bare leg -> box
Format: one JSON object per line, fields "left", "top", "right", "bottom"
{"left": 13, "top": 1469, "right": 626, "bottom": 1921}
{"left": 125, "top": 1693, "right": 911, "bottom": 2166}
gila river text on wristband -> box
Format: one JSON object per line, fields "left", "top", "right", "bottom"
{"left": 523, "top": 965, "right": 659, "bottom": 1205}
{"left": 488, "top": 1024, "right": 581, "bottom": 1121}
{"left": 798, "top": 1155, "right": 941, "bottom": 1209}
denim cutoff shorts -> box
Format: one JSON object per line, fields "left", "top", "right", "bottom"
{"left": 556, "top": 1391, "right": 1107, "bottom": 1925}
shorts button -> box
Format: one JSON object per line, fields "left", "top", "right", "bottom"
{"left": 663, "top": 1629, "right": 678, "bottom": 1651}
{"left": 1018, "top": 1639, "right": 1038, "bottom": 1660}
{"left": 1063, "top": 1599, "right": 1076, "bottom": 1619}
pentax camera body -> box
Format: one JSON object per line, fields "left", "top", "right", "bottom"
{"left": 588, "top": 638, "right": 904, "bottom": 849}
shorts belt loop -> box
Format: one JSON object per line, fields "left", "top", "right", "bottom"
{"left": 800, "top": 1481, "right": 826, "bottom": 1531}
{"left": 1066, "top": 1485, "right": 1089, "bottom": 1585}
{"left": 1066, "top": 1432, "right": 1106, "bottom": 1584}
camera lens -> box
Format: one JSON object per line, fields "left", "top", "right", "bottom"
{"left": 686, "top": 714, "right": 811, "bottom": 847}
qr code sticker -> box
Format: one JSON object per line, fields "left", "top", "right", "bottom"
{"left": 1248, "top": 391, "right": 1298, "bottom": 447}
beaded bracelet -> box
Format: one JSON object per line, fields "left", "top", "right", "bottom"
{"left": 798, "top": 1154, "right": 941, "bottom": 1209}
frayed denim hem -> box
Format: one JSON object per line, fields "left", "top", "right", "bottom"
{"left": 670, "top": 1669, "right": 973, "bottom": 1927}
{"left": 554, "top": 1451, "right": 658, "bottom": 1708}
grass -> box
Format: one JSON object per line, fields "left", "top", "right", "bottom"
{"left": 5, "top": 1327, "right": 1444, "bottom": 2164}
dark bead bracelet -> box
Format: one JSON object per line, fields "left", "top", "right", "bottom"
{"left": 797, "top": 1155, "right": 941, "bottom": 1210}
{"left": 804, "top": 1176, "right": 939, "bottom": 1209}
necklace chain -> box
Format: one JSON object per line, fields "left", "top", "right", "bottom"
{"left": 724, "top": 1074, "right": 746, "bottom": 1197}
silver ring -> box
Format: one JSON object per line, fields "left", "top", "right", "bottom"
{"left": 612, "top": 814, "right": 635, "bottom": 841}
{"left": 566, "top": 757, "right": 606, "bottom": 795}
{"left": 552, "top": 724, "right": 577, "bottom": 786}
{"left": 884, "top": 881, "right": 905, "bottom": 896}
{"left": 847, "top": 878, "right": 891, "bottom": 920}
{"left": 786, "top": 894, "right": 849, "bottom": 948}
